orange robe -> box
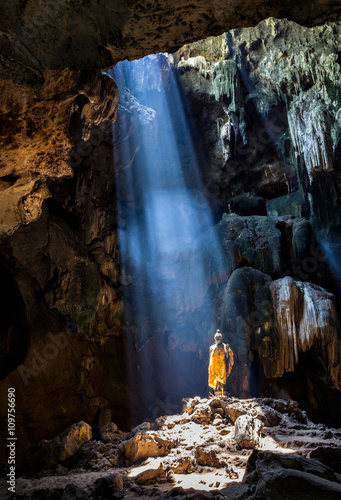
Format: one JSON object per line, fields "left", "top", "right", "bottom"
{"left": 208, "top": 343, "right": 234, "bottom": 389}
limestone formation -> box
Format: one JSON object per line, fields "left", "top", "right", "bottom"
{"left": 2, "top": 1, "right": 341, "bottom": 87}
{"left": 0, "top": 69, "right": 118, "bottom": 235}
{"left": 270, "top": 277, "right": 340, "bottom": 388}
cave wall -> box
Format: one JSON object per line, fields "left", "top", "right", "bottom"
{"left": 1, "top": 14, "right": 341, "bottom": 463}
{"left": 171, "top": 19, "right": 341, "bottom": 413}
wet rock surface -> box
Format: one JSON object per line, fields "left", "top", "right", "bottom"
{"left": 2, "top": 396, "right": 341, "bottom": 499}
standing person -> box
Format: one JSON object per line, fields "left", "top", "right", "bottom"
{"left": 208, "top": 329, "right": 234, "bottom": 396}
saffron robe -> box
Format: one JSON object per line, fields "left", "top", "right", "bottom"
{"left": 208, "top": 343, "right": 234, "bottom": 389}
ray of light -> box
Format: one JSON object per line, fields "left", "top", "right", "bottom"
{"left": 110, "top": 54, "right": 225, "bottom": 418}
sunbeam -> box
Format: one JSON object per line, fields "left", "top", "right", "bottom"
{"left": 111, "top": 54, "right": 224, "bottom": 417}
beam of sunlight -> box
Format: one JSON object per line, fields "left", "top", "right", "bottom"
{"left": 110, "top": 54, "right": 224, "bottom": 418}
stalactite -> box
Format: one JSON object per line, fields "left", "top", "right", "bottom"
{"left": 212, "top": 60, "right": 239, "bottom": 108}
{"left": 270, "top": 277, "right": 340, "bottom": 389}
{"left": 288, "top": 96, "right": 334, "bottom": 183}
{"left": 177, "top": 55, "right": 209, "bottom": 78}
{"left": 212, "top": 60, "right": 247, "bottom": 146}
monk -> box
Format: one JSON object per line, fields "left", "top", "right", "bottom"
{"left": 208, "top": 329, "right": 234, "bottom": 395}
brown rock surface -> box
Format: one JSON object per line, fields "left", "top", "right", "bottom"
{"left": 28, "top": 421, "right": 92, "bottom": 473}
{"left": 270, "top": 277, "right": 341, "bottom": 387}
{"left": 0, "top": 68, "right": 118, "bottom": 235}
{"left": 1, "top": 15, "right": 341, "bottom": 468}
{"left": 120, "top": 430, "right": 176, "bottom": 466}
{"left": 1, "top": 1, "right": 341, "bottom": 85}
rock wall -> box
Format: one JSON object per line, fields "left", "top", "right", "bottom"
{"left": 172, "top": 18, "right": 341, "bottom": 418}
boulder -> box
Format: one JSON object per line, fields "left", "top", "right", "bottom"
{"left": 29, "top": 421, "right": 92, "bottom": 472}
{"left": 195, "top": 446, "right": 227, "bottom": 468}
{"left": 95, "top": 422, "right": 119, "bottom": 442}
{"left": 93, "top": 473, "right": 124, "bottom": 499}
{"left": 163, "top": 455, "right": 195, "bottom": 474}
{"left": 234, "top": 415, "right": 263, "bottom": 448}
{"left": 120, "top": 431, "right": 175, "bottom": 465}
{"left": 134, "top": 463, "right": 167, "bottom": 485}
{"left": 189, "top": 403, "right": 212, "bottom": 424}
{"left": 308, "top": 447, "right": 341, "bottom": 474}
{"left": 243, "top": 450, "right": 341, "bottom": 500}
{"left": 225, "top": 398, "right": 283, "bottom": 427}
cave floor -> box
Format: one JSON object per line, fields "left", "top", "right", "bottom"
{"left": 2, "top": 396, "right": 341, "bottom": 499}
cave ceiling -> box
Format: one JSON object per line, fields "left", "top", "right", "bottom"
{"left": 1, "top": 0, "right": 341, "bottom": 85}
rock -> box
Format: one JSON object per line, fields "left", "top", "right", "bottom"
{"left": 220, "top": 267, "right": 275, "bottom": 397}
{"left": 243, "top": 450, "right": 341, "bottom": 500}
{"left": 270, "top": 276, "right": 340, "bottom": 387}
{"left": 185, "top": 215, "right": 283, "bottom": 311}
{"left": 1, "top": 1, "right": 338, "bottom": 87}
{"left": 29, "top": 421, "right": 92, "bottom": 473}
{"left": 95, "top": 422, "right": 119, "bottom": 442}
{"left": 8, "top": 396, "right": 341, "bottom": 499}
{"left": 228, "top": 193, "right": 267, "bottom": 216}
{"left": 120, "top": 431, "right": 175, "bottom": 465}
{"left": 234, "top": 415, "right": 263, "bottom": 448}
{"left": 93, "top": 473, "right": 124, "bottom": 499}
{"left": 183, "top": 396, "right": 203, "bottom": 415}
{"left": 189, "top": 403, "right": 212, "bottom": 424}
{"left": 163, "top": 455, "right": 195, "bottom": 474}
{"left": 61, "top": 484, "right": 90, "bottom": 500}
{"left": 266, "top": 191, "right": 304, "bottom": 218}
{"left": 308, "top": 447, "right": 341, "bottom": 474}
{"left": 225, "top": 398, "right": 283, "bottom": 427}
{"left": 195, "top": 446, "right": 227, "bottom": 468}
{"left": 0, "top": 69, "right": 118, "bottom": 236}
{"left": 134, "top": 463, "right": 167, "bottom": 485}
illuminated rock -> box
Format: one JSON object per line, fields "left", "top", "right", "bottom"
{"left": 120, "top": 431, "right": 175, "bottom": 465}
{"left": 10, "top": 396, "right": 341, "bottom": 497}
{"left": 133, "top": 462, "right": 167, "bottom": 485}
{"left": 195, "top": 446, "right": 227, "bottom": 467}
{"left": 29, "top": 421, "right": 92, "bottom": 472}
{"left": 234, "top": 414, "right": 263, "bottom": 449}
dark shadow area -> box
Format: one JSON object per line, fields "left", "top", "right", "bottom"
{"left": 251, "top": 348, "right": 341, "bottom": 428}
{"left": 0, "top": 260, "right": 28, "bottom": 379}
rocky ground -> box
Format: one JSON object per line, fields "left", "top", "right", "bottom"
{"left": 1, "top": 396, "right": 341, "bottom": 499}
